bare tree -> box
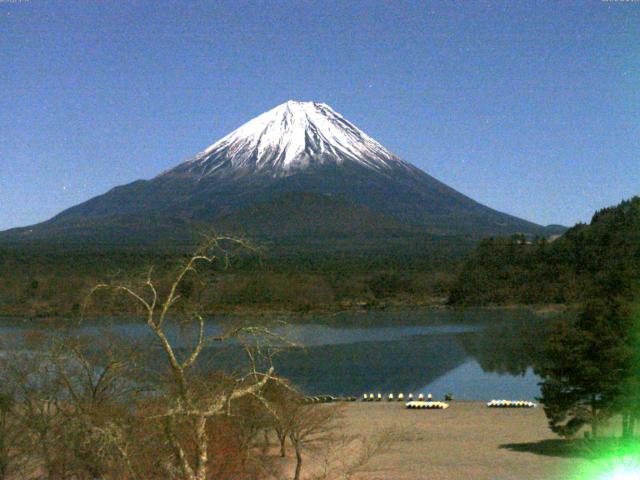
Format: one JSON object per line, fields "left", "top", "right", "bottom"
{"left": 263, "top": 394, "right": 396, "bottom": 480}
{"left": 85, "top": 236, "right": 284, "bottom": 480}
{"left": 0, "top": 335, "right": 70, "bottom": 480}
{"left": 0, "top": 392, "right": 23, "bottom": 480}
{"left": 0, "top": 328, "right": 150, "bottom": 480}
{"left": 0, "top": 237, "right": 394, "bottom": 480}
{"left": 260, "top": 380, "right": 302, "bottom": 458}
{"left": 309, "top": 430, "right": 397, "bottom": 480}
{"left": 50, "top": 332, "right": 150, "bottom": 480}
{"left": 287, "top": 404, "right": 342, "bottom": 480}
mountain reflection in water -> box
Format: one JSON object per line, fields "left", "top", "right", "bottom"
{"left": 0, "top": 308, "right": 560, "bottom": 400}
{"left": 269, "top": 313, "right": 557, "bottom": 399}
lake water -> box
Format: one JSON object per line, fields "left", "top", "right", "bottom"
{"left": 0, "top": 308, "right": 557, "bottom": 401}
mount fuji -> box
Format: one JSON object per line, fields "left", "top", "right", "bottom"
{"left": 1, "top": 101, "right": 563, "bottom": 247}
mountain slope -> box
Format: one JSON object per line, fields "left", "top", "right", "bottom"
{"left": 0, "top": 101, "right": 561, "bottom": 246}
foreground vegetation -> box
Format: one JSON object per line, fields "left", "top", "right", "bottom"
{"left": 0, "top": 239, "right": 392, "bottom": 480}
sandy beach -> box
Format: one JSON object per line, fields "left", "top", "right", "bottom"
{"left": 336, "top": 401, "right": 588, "bottom": 480}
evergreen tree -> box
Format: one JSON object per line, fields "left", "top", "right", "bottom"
{"left": 538, "top": 298, "right": 632, "bottom": 438}
{"left": 613, "top": 298, "right": 640, "bottom": 438}
{"left": 449, "top": 196, "right": 640, "bottom": 306}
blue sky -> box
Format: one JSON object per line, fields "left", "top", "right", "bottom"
{"left": 1, "top": 0, "right": 638, "bottom": 230}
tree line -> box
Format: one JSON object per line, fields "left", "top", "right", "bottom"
{"left": 0, "top": 241, "right": 462, "bottom": 317}
{"left": 449, "top": 197, "right": 640, "bottom": 307}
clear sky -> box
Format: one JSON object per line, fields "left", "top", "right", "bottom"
{"left": 1, "top": 0, "right": 638, "bottom": 230}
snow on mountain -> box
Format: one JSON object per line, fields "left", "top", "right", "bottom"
{"left": 0, "top": 100, "right": 560, "bottom": 245}
{"left": 164, "top": 101, "right": 410, "bottom": 179}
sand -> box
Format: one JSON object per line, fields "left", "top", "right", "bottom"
{"left": 336, "top": 401, "right": 588, "bottom": 480}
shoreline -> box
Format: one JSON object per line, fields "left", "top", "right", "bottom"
{"left": 0, "top": 301, "right": 572, "bottom": 323}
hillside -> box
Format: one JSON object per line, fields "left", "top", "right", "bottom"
{"left": 448, "top": 197, "right": 640, "bottom": 306}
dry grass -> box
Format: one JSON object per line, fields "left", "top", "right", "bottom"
{"left": 335, "top": 401, "right": 588, "bottom": 480}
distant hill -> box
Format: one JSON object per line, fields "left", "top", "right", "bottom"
{"left": 0, "top": 101, "right": 562, "bottom": 249}
{"left": 448, "top": 197, "right": 640, "bottom": 306}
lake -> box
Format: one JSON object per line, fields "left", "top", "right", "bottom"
{"left": 0, "top": 308, "right": 558, "bottom": 401}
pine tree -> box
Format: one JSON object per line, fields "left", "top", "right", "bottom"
{"left": 538, "top": 298, "right": 631, "bottom": 438}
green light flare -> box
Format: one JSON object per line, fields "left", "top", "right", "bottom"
{"left": 569, "top": 439, "right": 640, "bottom": 480}
{"left": 600, "top": 464, "right": 640, "bottom": 480}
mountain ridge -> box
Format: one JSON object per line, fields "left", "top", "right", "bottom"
{"left": 0, "top": 101, "right": 564, "bottom": 247}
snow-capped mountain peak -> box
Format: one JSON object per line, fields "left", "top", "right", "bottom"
{"left": 2, "top": 101, "right": 555, "bottom": 244}
{"left": 164, "top": 101, "right": 408, "bottom": 179}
